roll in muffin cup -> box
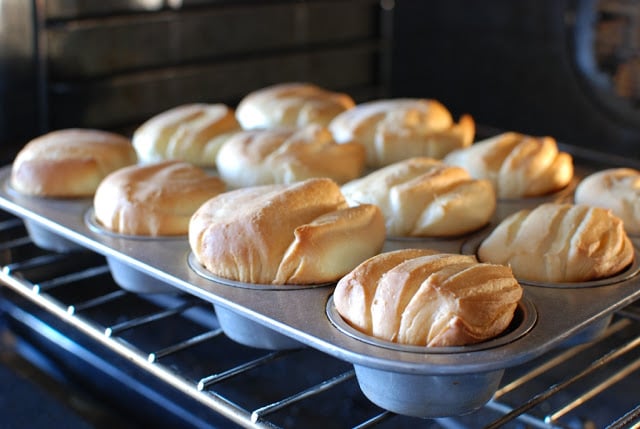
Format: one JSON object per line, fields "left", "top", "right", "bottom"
{"left": 326, "top": 296, "right": 537, "bottom": 418}
{"left": 462, "top": 229, "right": 640, "bottom": 346}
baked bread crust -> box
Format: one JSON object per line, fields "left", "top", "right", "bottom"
{"left": 94, "top": 161, "right": 226, "bottom": 236}
{"left": 188, "top": 178, "right": 386, "bottom": 284}
{"left": 477, "top": 203, "right": 634, "bottom": 282}
{"left": 11, "top": 128, "right": 137, "bottom": 197}
{"left": 235, "top": 82, "right": 355, "bottom": 129}
{"left": 444, "top": 132, "right": 574, "bottom": 198}
{"left": 328, "top": 98, "right": 474, "bottom": 168}
{"left": 341, "top": 157, "right": 495, "bottom": 237}
{"left": 334, "top": 249, "right": 522, "bottom": 347}
{"left": 574, "top": 168, "right": 640, "bottom": 234}
{"left": 216, "top": 124, "right": 365, "bottom": 188}
{"left": 132, "top": 103, "right": 241, "bottom": 166}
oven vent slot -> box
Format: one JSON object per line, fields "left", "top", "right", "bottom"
{"left": 0, "top": 216, "right": 639, "bottom": 429}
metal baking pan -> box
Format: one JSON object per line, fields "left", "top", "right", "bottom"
{"left": 1, "top": 147, "right": 639, "bottom": 418}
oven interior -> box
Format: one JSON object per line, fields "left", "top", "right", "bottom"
{"left": 1, "top": 1, "right": 640, "bottom": 428}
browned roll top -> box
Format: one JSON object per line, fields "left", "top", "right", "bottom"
{"left": 341, "top": 157, "right": 495, "bottom": 237}
{"left": 334, "top": 249, "right": 523, "bottom": 347}
{"left": 11, "top": 128, "right": 137, "bottom": 198}
{"left": 94, "top": 161, "right": 226, "bottom": 236}
{"left": 478, "top": 203, "right": 634, "bottom": 282}
{"left": 235, "top": 82, "right": 355, "bottom": 130}
{"left": 216, "top": 125, "right": 365, "bottom": 188}
{"left": 444, "top": 132, "right": 574, "bottom": 198}
{"left": 189, "top": 177, "right": 386, "bottom": 285}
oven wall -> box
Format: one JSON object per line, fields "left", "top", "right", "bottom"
{"left": 0, "top": 0, "right": 39, "bottom": 161}
{"left": 0, "top": 0, "right": 391, "bottom": 165}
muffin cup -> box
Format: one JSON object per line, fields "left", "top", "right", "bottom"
{"left": 213, "top": 304, "right": 303, "bottom": 350}
{"left": 106, "top": 255, "right": 177, "bottom": 294}
{"left": 24, "top": 219, "right": 85, "bottom": 253}
{"left": 85, "top": 208, "right": 180, "bottom": 294}
{"left": 354, "top": 365, "right": 503, "bottom": 418}
{"left": 559, "top": 313, "right": 613, "bottom": 347}
{"left": 188, "top": 252, "right": 330, "bottom": 350}
{"left": 4, "top": 182, "right": 87, "bottom": 253}
{"left": 326, "top": 296, "right": 537, "bottom": 418}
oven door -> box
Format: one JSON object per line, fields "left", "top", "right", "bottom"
{"left": 391, "top": 0, "right": 640, "bottom": 159}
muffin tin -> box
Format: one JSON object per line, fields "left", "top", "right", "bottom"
{"left": 1, "top": 151, "right": 640, "bottom": 418}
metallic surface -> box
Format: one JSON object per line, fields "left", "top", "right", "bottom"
{"left": 0, "top": 144, "right": 639, "bottom": 421}
{"left": 325, "top": 297, "right": 537, "bottom": 355}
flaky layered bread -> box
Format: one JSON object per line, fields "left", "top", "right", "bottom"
{"left": 94, "top": 161, "right": 226, "bottom": 236}
{"left": 444, "top": 132, "right": 574, "bottom": 198}
{"left": 216, "top": 124, "right": 365, "bottom": 188}
{"left": 574, "top": 168, "right": 640, "bottom": 234}
{"left": 334, "top": 249, "right": 523, "bottom": 347}
{"left": 328, "top": 98, "right": 474, "bottom": 168}
{"left": 189, "top": 178, "right": 386, "bottom": 284}
{"left": 235, "top": 82, "right": 355, "bottom": 130}
{"left": 478, "top": 203, "right": 634, "bottom": 283}
{"left": 341, "top": 157, "right": 495, "bottom": 237}
{"left": 132, "top": 103, "right": 241, "bottom": 166}
{"left": 11, "top": 129, "right": 137, "bottom": 197}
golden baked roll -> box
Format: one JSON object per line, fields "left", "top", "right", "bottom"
{"left": 328, "top": 98, "right": 474, "bottom": 168}
{"left": 341, "top": 157, "right": 495, "bottom": 237}
{"left": 132, "top": 103, "right": 241, "bottom": 166}
{"left": 444, "top": 132, "right": 574, "bottom": 198}
{"left": 478, "top": 203, "right": 634, "bottom": 282}
{"left": 94, "top": 161, "right": 226, "bottom": 236}
{"left": 574, "top": 168, "right": 640, "bottom": 234}
{"left": 235, "top": 82, "right": 355, "bottom": 129}
{"left": 215, "top": 124, "right": 365, "bottom": 188}
{"left": 334, "top": 249, "right": 523, "bottom": 347}
{"left": 189, "top": 178, "right": 386, "bottom": 284}
{"left": 11, "top": 128, "right": 137, "bottom": 197}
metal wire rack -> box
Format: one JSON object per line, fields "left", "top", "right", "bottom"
{"left": 0, "top": 213, "right": 639, "bottom": 429}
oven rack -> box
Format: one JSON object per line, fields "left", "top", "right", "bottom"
{"left": 0, "top": 214, "right": 639, "bottom": 428}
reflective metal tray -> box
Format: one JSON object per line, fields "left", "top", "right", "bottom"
{"left": 1, "top": 155, "right": 639, "bottom": 417}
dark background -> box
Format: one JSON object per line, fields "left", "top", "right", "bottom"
{"left": 390, "top": 0, "right": 640, "bottom": 159}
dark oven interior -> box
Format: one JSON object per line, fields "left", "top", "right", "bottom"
{"left": 1, "top": 1, "right": 640, "bottom": 428}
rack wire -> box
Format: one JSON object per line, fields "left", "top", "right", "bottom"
{"left": 0, "top": 214, "right": 639, "bottom": 429}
